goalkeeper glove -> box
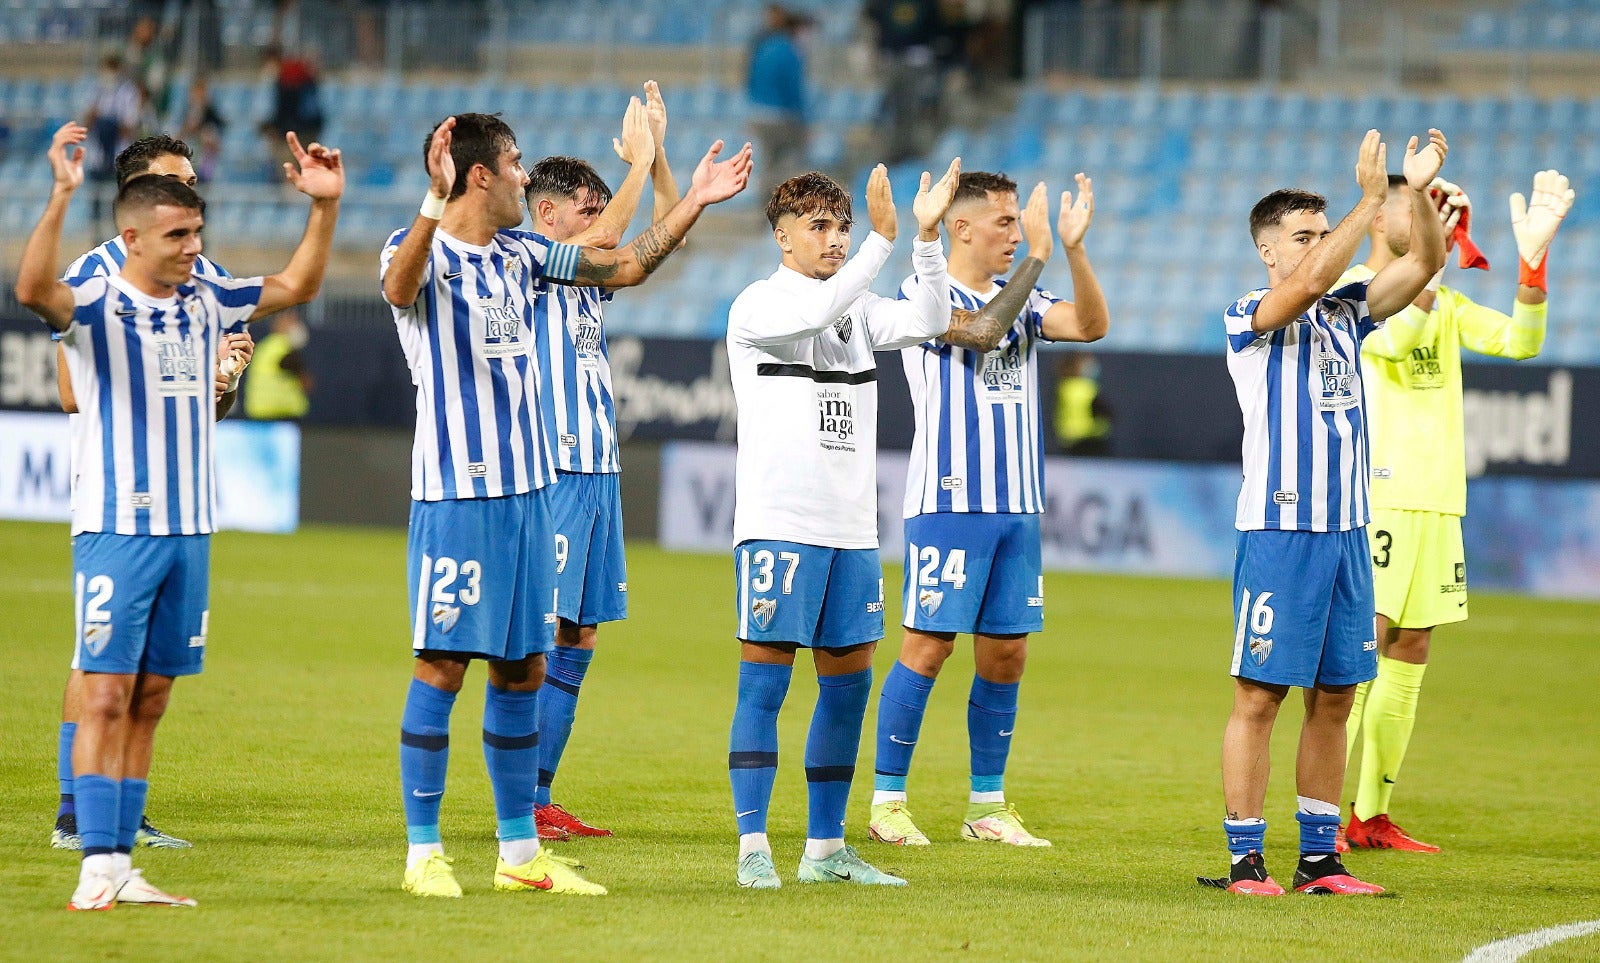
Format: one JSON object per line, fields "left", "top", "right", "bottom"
{"left": 1511, "top": 169, "right": 1576, "bottom": 291}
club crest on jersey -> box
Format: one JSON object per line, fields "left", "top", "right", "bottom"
{"left": 506, "top": 258, "right": 524, "bottom": 284}
{"left": 919, "top": 588, "right": 944, "bottom": 616}
{"left": 432, "top": 603, "right": 461, "bottom": 634}
{"left": 751, "top": 597, "right": 776, "bottom": 630}
{"left": 832, "top": 314, "right": 853, "bottom": 343}
{"left": 1248, "top": 635, "right": 1272, "bottom": 666}
{"left": 82, "top": 622, "right": 113, "bottom": 658}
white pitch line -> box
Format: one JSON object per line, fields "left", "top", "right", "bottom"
{"left": 1463, "top": 919, "right": 1600, "bottom": 962}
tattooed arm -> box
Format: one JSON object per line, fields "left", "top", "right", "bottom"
{"left": 941, "top": 257, "right": 1045, "bottom": 352}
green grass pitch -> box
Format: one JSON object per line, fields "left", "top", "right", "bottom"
{"left": 1, "top": 521, "right": 1597, "bottom": 961}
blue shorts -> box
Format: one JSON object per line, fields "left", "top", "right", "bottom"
{"left": 72, "top": 533, "right": 210, "bottom": 677}
{"left": 1231, "top": 528, "right": 1377, "bottom": 688}
{"left": 550, "top": 471, "right": 627, "bottom": 626}
{"left": 407, "top": 489, "right": 557, "bottom": 661}
{"left": 901, "top": 513, "right": 1044, "bottom": 635}
{"left": 734, "top": 540, "right": 885, "bottom": 649}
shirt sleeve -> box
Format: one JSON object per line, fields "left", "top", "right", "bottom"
{"left": 1453, "top": 288, "right": 1547, "bottom": 361}
{"left": 1224, "top": 289, "right": 1269, "bottom": 353}
{"left": 379, "top": 227, "right": 431, "bottom": 319}
{"left": 1360, "top": 302, "right": 1430, "bottom": 362}
{"left": 204, "top": 276, "right": 267, "bottom": 333}
{"left": 728, "top": 232, "right": 895, "bottom": 348}
{"left": 861, "top": 237, "right": 951, "bottom": 351}
{"left": 1327, "top": 278, "right": 1379, "bottom": 341}
{"left": 1027, "top": 286, "right": 1065, "bottom": 342}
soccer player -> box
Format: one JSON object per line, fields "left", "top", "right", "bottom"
{"left": 16, "top": 121, "right": 343, "bottom": 910}
{"left": 727, "top": 158, "right": 961, "bottom": 890}
{"left": 1201, "top": 129, "right": 1447, "bottom": 897}
{"left": 382, "top": 112, "right": 749, "bottom": 898}
{"left": 50, "top": 133, "right": 244, "bottom": 853}
{"left": 524, "top": 84, "right": 680, "bottom": 841}
{"left": 868, "top": 171, "right": 1108, "bottom": 848}
{"left": 1337, "top": 170, "right": 1574, "bottom": 852}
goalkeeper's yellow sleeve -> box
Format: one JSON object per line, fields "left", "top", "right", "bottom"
{"left": 1455, "top": 290, "right": 1546, "bottom": 360}
{"left": 1362, "top": 302, "right": 1432, "bottom": 362}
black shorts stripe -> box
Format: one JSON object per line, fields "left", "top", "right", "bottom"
{"left": 400, "top": 730, "right": 449, "bottom": 751}
{"left": 729, "top": 750, "right": 780, "bottom": 770}
{"left": 482, "top": 729, "right": 539, "bottom": 751}
{"left": 756, "top": 362, "right": 876, "bottom": 385}
{"left": 805, "top": 765, "right": 856, "bottom": 783}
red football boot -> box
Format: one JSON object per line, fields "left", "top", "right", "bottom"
{"left": 536, "top": 803, "right": 614, "bottom": 838}
{"left": 1293, "top": 855, "right": 1385, "bottom": 895}
{"left": 1346, "top": 813, "right": 1439, "bottom": 853}
{"left": 1197, "top": 852, "right": 1285, "bottom": 896}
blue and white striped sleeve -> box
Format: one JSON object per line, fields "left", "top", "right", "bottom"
{"left": 205, "top": 276, "right": 267, "bottom": 332}
{"left": 1224, "top": 289, "right": 1268, "bottom": 353}
{"left": 1328, "top": 278, "right": 1379, "bottom": 340}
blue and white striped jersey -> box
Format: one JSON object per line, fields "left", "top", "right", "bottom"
{"left": 63, "top": 236, "right": 231, "bottom": 284}
{"left": 533, "top": 282, "right": 620, "bottom": 474}
{"left": 1224, "top": 279, "right": 1380, "bottom": 532}
{"left": 899, "top": 275, "right": 1061, "bottom": 518}
{"left": 382, "top": 226, "right": 579, "bottom": 502}
{"left": 60, "top": 273, "right": 264, "bottom": 536}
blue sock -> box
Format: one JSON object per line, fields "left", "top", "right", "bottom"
{"left": 806, "top": 668, "right": 871, "bottom": 840}
{"left": 483, "top": 683, "right": 540, "bottom": 844}
{"left": 729, "top": 661, "right": 791, "bottom": 836}
{"left": 1297, "top": 810, "right": 1342, "bottom": 855}
{"left": 57, "top": 722, "right": 77, "bottom": 816}
{"left": 1224, "top": 817, "right": 1267, "bottom": 856}
{"left": 399, "top": 678, "right": 456, "bottom": 846}
{"left": 535, "top": 646, "right": 593, "bottom": 807}
{"left": 115, "top": 778, "right": 149, "bottom": 854}
{"left": 968, "top": 676, "right": 1020, "bottom": 796}
{"left": 73, "top": 774, "right": 119, "bottom": 856}
{"left": 873, "top": 662, "right": 935, "bottom": 793}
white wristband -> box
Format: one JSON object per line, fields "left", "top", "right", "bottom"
{"left": 1424, "top": 268, "right": 1444, "bottom": 294}
{"left": 420, "top": 192, "right": 447, "bottom": 220}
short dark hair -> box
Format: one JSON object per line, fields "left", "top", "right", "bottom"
{"left": 114, "top": 174, "right": 204, "bottom": 226}
{"left": 115, "top": 135, "right": 193, "bottom": 187}
{"left": 1386, "top": 173, "right": 1408, "bottom": 190}
{"left": 525, "top": 155, "right": 613, "bottom": 208}
{"left": 765, "top": 171, "right": 852, "bottom": 229}
{"left": 1249, "top": 188, "right": 1327, "bottom": 242}
{"left": 950, "top": 171, "right": 1018, "bottom": 209}
{"left": 425, "top": 113, "right": 517, "bottom": 200}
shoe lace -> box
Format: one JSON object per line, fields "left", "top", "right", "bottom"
{"left": 543, "top": 850, "right": 587, "bottom": 872}
{"left": 1004, "top": 803, "right": 1027, "bottom": 826}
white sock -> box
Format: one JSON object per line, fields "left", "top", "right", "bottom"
{"left": 81, "top": 853, "right": 114, "bottom": 879}
{"left": 969, "top": 790, "right": 1005, "bottom": 806}
{"left": 111, "top": 852, "right": 133, "bottom": 881}
{"left": 499, "top": 837, "right": 540, "bottom": 866}
{"left": 804, "top": 838, "right": 845, "bottom": 861}
{"left": 738, "top": 832, "right": 771, "bottom": 859}
{"left": 1296, "top": 796, "right": 1340, "bottom": 817}
{"left": 871, "top": 790, "right": 907, "bottom": 806}
{"left": 406, "top": 842, "right": 443, "bottom": 871}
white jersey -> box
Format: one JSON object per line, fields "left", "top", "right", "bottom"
{"left": 728, "top": 233, "right": 951, "bottom": 550}
{"left": 533, "top": 282, "right": 620, "bottom": 474}
{"left": 61, "top": 273, "right": 264, "bottom": 536}
{"left": 382, "top": 226, "right": 581, "bottom": 502}
{"left": 1224, "top": 278, "right": 1380, "bottom": 532}
{"left": 900, "top": 276, "right": 1061, "bottom": 517}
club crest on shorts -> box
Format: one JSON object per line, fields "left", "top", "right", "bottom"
{"left": 751, "top": 596, "right": 776, "bottom": 630}
{"left": 919, "top": 588, "right": 944, "bottom": 616}
{"left": 1248, "top": 635, "right": 1272, "bottom": 666}
{"left": 432, "top": 602, "right": 461, "bottom": 634}
{"left": 82, "top": 622, "right": 113, "bottom": 658}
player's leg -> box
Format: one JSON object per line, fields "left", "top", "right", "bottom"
{"left": 961, "top": 515, "right": 1047, "bottom": 846}
{"left": 869, "top": 627, "right": 949, "bottom": 844}
{"left": 1291, "top": 529, "right": 1383, "bottom": 894}
{"left": 108, "top": 671, "right": 195, "bottom": 907}
{"left": 401, "top": 653, "right": 466, "bottom": 897}
{"left": 52, "top": 671, "right": 85, "bottom": 849}
{"left": 70, "top": 670, "right": 137, "bottom": 910}
{"left": 798, "top": 548, "right": 903, "bottom": 885}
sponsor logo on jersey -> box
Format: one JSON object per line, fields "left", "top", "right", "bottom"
{"left": 751, "top": 596, "right": 776, "bottom": 630}
{"left": 940, "top": 476, "right": 963, "bottom": 490}
{"left": 466, "top": 462, "right": 488, "bottom": 477}
{"left": 432, "top": 603, "right": 461, "bottom": 633}
{"left": 82, "top": 622, "right": 113, "bottom": 658}
{"left": 131, "top": 492, "right": 154, "bottom": 508}
{"left": 155, "top": 335, "right": 203, "bottom": 395}
{"left": 560, "top": 433, "right": 577, "bottom": 447}
{"left": 1371, "top": 467, "right": 1392, "bottom": 479}
{"left": 817, "top": 387, "right": 855, "bottom": 449}
{"left": 919, "top": 588, "right": 943, "bottom": 616}
{"left": 1272, "top": 491, "right": 1298, "bottom": 505}
{"left": 1248, "top": 635, "right": 1272, "bottom": 666}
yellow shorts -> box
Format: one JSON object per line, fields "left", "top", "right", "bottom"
{"left": 1368, "top": 508, "right": 1468, "bottom": 629}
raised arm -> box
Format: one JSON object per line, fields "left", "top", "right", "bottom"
{"left": 942, "top": 180, "right": 1049, "bottom": 352}
{"left": 556, "top": 139, "right": 752, "bottom": 289}
{"left": 1249, "top": 130, "right": 1393, "bottom": 334}
{"left": 384, "top": 118, "right": 455, "bottom": 308}
{"left": 1365, "top": 129, "right": 1450, "bottom": 321}
{"left": 644, "top": 80, "right": 682, "bottom": 223}
{"left": 864, "top": 157, "right": 962, "bottom": 350}
{"left": 1040, "top": 172, "right": 1109, "bottom": 343}
{"left": 253, "top": 132, "right": 344, "bottom": 319}
{"left": 570, "top": 95, "right": 657, "bottom": 250}
{"left": 15, "top": 123, "right": 87, "bottom": 332}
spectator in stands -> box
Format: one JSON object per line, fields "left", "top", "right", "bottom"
{"left": 84, "top": 55, "right": 143, "bottom": 231}
{"left": 244, "top": 312, "right": 314, "bottom": 421}
{"left": 747, "top": 5, "right": 810, "bottom": 199}
{"left": 866, "top": 0, "right": 947, "bottom": 163}
{"left": 260, "top": 44, "right": 325, "bottom": 178}
{"left": 126, "top": 14, "right": 172, "bottom": 119}
{"left": 1053, "top": 352, "right": 1112, "bottom": 455}
{"left": 179, "top": 77, "right": 227, "bottom": 183}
